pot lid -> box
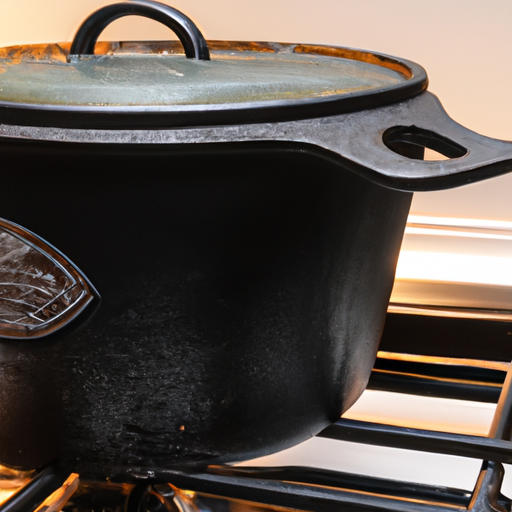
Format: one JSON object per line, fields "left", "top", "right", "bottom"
{"left": 0, "top": 1, "right": 428, "bottom": 129}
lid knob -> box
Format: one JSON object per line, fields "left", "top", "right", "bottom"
{"left": 69, "top": 0, "right": 210, "bottom": 60}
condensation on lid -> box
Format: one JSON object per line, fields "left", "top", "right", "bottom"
{"left": 0, "top": 40, "right": 411, "bottom": 108}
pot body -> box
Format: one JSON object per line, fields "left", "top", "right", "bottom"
{"left": 0, "top": 140, "right": 411, "bottom": 477}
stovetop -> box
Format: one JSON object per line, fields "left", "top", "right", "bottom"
{"left": 2, "top": 312, "right": 512, "bottom": 512}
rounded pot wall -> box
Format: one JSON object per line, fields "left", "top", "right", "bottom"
{"left": 0, "top": 141, "right": 411, "bottom": 477}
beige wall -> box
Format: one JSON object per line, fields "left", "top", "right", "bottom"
{"left": 1, "top": 0, "right": 512, "bottom": 221}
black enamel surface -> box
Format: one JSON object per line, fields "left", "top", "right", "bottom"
{"left": 0, "top": 141, "right": 411, "bottom": 476}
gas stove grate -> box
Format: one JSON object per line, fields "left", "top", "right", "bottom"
{"left": 2, "top": 352, "right": 512, "bottom": 512}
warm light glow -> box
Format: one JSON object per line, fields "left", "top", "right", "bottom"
{"left": 407, "top": 215, "right": 512, "bottom": 231}
{"left": 395, "top": 251, "right": 512, "bottom": 287}
{"left": 391, "top": 215, "right": 512, "bottom": 318}
{"left": 343, "top": 390, "right": 495, "bottom": 436}
{"left": 377, "top": 351, "right": 510, "bottom": 372}
{"left": 0, "top": 466, "right": 34, "bottom": 506}
{"left": 33, "top": 473, "right": 79, "bottom": 512}
{"left": 396, "top": 215, "right": 512, "bottom": 285}
{"left": 0, "top": 490, "right": 15, "bottom": 505}
{"left": 405, "top": 227, "right": 512, "bottom": 242}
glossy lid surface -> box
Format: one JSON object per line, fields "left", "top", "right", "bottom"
{"left": 0, "top": 40, "right": 428, "bottom": 128}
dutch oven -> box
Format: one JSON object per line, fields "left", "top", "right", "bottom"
{"left": 1, "top": 0, "right": 512, "bottom": 479}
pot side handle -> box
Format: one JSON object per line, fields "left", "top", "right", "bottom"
{"left": 305, "top": 92, "right": 512, "bottom": 192}
{"left": 68, "top": 0, "right": 210, "bottom": 60}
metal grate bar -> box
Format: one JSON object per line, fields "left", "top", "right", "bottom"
{"left": 154, "top": 467, "right": 466, "bottom": 512}
{"left": 318, "top": 419, "right": 512, "bottom": 463}
{"left": 0, "top": 467, "right": 63, "bottom": 512}
{"left": 467, "top": 462, "right": 510, "bottom": 512}
{"left": 468, "top": 357, "right": 512, "bottom": 511}
{"left": 368, "top": 356, "right": 505, "bottom": 403}
{"left": 207, "top": 465, "right": 473, "bottom": 507}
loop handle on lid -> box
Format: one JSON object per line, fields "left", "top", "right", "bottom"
{"left": 69, "top": 0, "right": 210, "bottom": 60}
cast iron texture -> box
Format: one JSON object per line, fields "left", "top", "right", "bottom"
{"left": 0, "top": 142, "right": 411, "bottom": 477}
{"left": 2, "top": 93, "right": 512, "bottom": 191}
{"left": 69, "top": 0, "right": 211, "bottom": 60}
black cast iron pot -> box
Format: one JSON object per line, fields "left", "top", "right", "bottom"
{"left": 0, "top": 0, "right": 512, "bottom": 479}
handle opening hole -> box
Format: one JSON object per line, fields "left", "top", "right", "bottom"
{"left": 98, "top": 16, "right": 179, "bottom": 45}
{"left": 383, "top": 126, "right": 468, "bottom": 161}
